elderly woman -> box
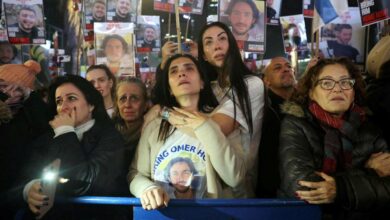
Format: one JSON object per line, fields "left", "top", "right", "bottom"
{"left": 129, "top": 54, "right": 245, "bottom": 210}
{"left": 113, "top": 77, "right": 148, "bottom": 176}
{"left": 24, "top": 75, "right": 126, "bottom": 219}
{"left": 279, "top": 58, "right": 390, "bottom": 218}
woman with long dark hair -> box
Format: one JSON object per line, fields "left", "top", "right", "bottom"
{"left": 129, "top": 54, "right": 246, "bottom": 210}
{"left": 197, "top": 22, "right": 264, "bottom": 197}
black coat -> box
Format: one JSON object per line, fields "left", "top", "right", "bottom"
{"left": 0, "top": 92, "right": 50, "bottom": 219}
{"left": 256, "top": 89, "right": 285, "bottom": 198}
{"left": 279, "top": 102, "right": 390, "bottom": 218}
{"left": 366, "top": 75, "right": 390, "bottom": 145}
{"left": 27, "top": 121, "right": 127, "bottom": 196}
{"left": 23, "top": 121, "right": 129, "bottom": 219}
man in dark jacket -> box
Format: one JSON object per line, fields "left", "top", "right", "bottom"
{"left": 256, "top": 57, "right": 296, "bottom": 197}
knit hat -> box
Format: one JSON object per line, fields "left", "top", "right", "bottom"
{"left": 0, "top": 60, "right": 41, "bottom": 89}
{"left": 366, "top": 35, "right": 390, "bottom": 78}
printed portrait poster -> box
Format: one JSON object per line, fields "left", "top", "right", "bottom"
{"left": 266, "top": 0, "right": 281, "bottom": 25}
{"left": 280, "top": 14, "right": 308, "bottom": 54}
{"left": 4, "top": 0, "right": 46, "bottom": 44}
{"left": 136, "top": 16, "right": 161, "bottom": 53}
{"left": 320, "top": 8, "right": 365, "bottom": 63}
{"left": 136, "top": 52, "right": 160, "bottom": 90}
{"left": 303, "top": 0, "right": 314, "bottom": 18}
{"left": 219, "top": 0, "right": 266, "bottom": 53}
{"left": 153, "top": 0, "right": 205, "bottom": 15}
{"left": 0, "top": 41, "right": 22, "bottom": 65}
{"left": 106, "top": 0, "right": 137, "bottom": 22}
{"left": 94, "top": 22, "right": 136, "bottom": 77}
{"left": 0, "top": 28, "right": 8, "bottom": 42}
{"left": 358, "top": 0, "right": 390, "bottom": 26}
{"left": 153, "top": 132, "right": 207, "bottom": 199}
{"left": 84, "top": 0, "right": 107, "bottom": 31}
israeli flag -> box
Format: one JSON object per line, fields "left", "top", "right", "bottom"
{"left": 312, "top": 0, "right": 349, "bottom": 31}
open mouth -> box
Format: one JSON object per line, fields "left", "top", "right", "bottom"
{"left": 178, "top": 81, "right": 190, "bottom": 86}
{"left": 214, "top": 54, "right": 225, "bottom": 61}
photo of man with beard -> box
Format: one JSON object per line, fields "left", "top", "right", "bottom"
{"left": 164, "top": 157, "right": 202, "bottom": 199}
{"left": 226, "top": 0, "right": 260, "bottom": 42}
{"left": 109, "top": 0, "right": 133, "bottom": 22}
{"left": 5, "top": 4, "right": 45, "bottom": 44}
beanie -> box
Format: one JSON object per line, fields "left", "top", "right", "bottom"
{"left": 0, "top": 60, "right": 41, "bottom": 89}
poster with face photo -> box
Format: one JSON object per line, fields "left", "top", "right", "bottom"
{"left": 136, "top": 16, "right": 161, "bottom": 53}
{"left": 266, "top": 0, "right": 281, "bottom": 25}
{"left": 85, "top": 0, "right": 107, "bottom": 30}
{"left": 106, "top": 0, "right": 137, "bottom": 22}
{"left": 136, "top": 52, "right": 160, "bottom": 90}
{"left": 153, "top": 132, "right": 207, "bottom": 199}
{"left": 94, "top": 22, "right": 136, "bottom": 77}
{"left": 280, "top": 14, "right": 308, "bottom": 53}
{"left": 320, "top": 8, "right": 365, "bottom": 63}
{"left": 303, "top": 0, "right": 314, "bottom": 17}
{"left": 153, "top": 0, "right": 204, "bottom": 15}
{"left": 0, "top": 41, "right": 22, "bottom": 65}
{"left": 219, "top": 0, "right": 266, "bottom": 53}
{"left": 4, "top": 0, "right": 46, "bottom": 44}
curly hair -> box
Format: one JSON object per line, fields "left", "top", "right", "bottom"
{"left": 290, "top": 57, "right": 366, "bottom": 107}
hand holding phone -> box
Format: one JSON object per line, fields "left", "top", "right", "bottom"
{"left": 36, "top": 159, "right": 61, "bottom": 219}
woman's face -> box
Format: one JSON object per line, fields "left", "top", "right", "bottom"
{"left": 55, "top": 83, "right": 94, "bottom": 126}
{"left": 309, "top": 64, "right": 355, "bottom": 117}
{"left": 202, "top": 26, "right": 229, "bottom": 68}
{"left": 105, "top": 39, "right": 124, "bottom": 63}
{"left": 116, "top": 82, "right": 146, "bottom": 123}
{"left": 168, "top": 57, "right": 204, "bottom": 98}
{"left": 86, "top": 69, "right": 113, "bottom": 99}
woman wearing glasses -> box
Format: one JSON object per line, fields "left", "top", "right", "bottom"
{"left": 279, "top": 58, "right": 389, "bottom": 218}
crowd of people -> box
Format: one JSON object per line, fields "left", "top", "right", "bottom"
{"left": 0, "top": 21, "right": 389, "bottom": 220}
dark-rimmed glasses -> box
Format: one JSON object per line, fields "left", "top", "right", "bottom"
{"left": 315, "top": 78, "right": 355, "bottom": 90}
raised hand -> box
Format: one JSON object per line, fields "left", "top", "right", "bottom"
{"left": 49, "top": 107, "right": 77, "bottom": 129}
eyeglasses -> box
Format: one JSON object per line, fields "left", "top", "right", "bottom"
{"left": 315, "top": 78, "right": 355, "bottom": 90}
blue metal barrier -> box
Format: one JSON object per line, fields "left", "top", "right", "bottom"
{"left": 67, "top": 197, "right": 321, "bottom": 220}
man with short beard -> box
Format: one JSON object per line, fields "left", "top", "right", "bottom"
{"left": 256, "top": 57, "right": 296, "bottom": 198}
{"left": 9, "top": 6, "right": 40, "bottom": 42}
{"left": 141, "top": 26, "right": 157, "bottom": 49}
{"left": 327, "top": 24, "right": 359, "bottom": 62}
{"left": 226, "top": 0, "right": 259, "bottom": 41}
{"left": 92, "top": 0, "right": 106, "bottom": 22}
{"left": 113, "top": 0, "right": 132, "bottom": 22}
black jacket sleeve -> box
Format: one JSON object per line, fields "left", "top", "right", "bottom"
{"left": 47, "top": 123, "right": 126, "bottom": 196}
{"left": 278, "top": 115, "right": 323, "bottom": 198}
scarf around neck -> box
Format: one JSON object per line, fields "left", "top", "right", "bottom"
{"left": 309, "top": 101, "right": 366, "bottom": 174}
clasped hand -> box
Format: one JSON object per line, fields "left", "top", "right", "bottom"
{"left": 296, "top": 172, "right": 336, "bottom": 204}
{"left": 164, "top": 107, "right": 206, "bottom": 130}
{"left": 365, "top": 152, "right": 390, "bottom": 177}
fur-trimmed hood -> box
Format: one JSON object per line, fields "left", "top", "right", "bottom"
{"left": 281, "top": 101, "right": 305, "bottom": 118}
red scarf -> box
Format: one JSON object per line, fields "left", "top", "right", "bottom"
{"left": 309, "top": 101, "right": 366, "bottom": 174}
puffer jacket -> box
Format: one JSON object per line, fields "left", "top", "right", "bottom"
{"left": 278, "top": 102, "right": 390, "bottom": 213}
